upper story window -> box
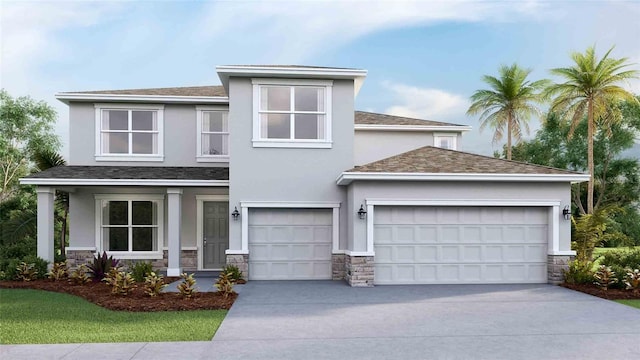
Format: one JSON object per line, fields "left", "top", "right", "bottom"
{"left": 434, "top": 134, "right": 457, "bottom": 150}
{"left": 95, "top": 104, "right": 164, "bottom": 162}
{"left": 196, "top": 106, "right": 229, "bottom": 162}
{"left": 252, "top": 79, "right": 332, "bottom": 148}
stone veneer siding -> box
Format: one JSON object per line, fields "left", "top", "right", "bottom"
{"left": 345, "top": 255, "right": 374, "bottom": 287}
{"left": 547, "top": 254, "right": 574, "bottom": 284}
{"left": 226, "top": 254, "right": 249, "bottom": 280}
{"left": 65, "top": 249, "right": 198, "bottom": 272}
{"left": 332, "top": 254, "right": 346, "bottom": 280}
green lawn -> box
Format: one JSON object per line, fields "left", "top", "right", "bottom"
{"left": 615, "top": 299, "right": 640, "bottom": 310}
{"left": 0, "top": 289, "right": 227, "bottom": 344}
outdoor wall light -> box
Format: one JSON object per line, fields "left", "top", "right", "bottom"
{"left": 231, "top": 207, "right": 240, "bottom": 221}
{"left": 357, "top": 205, "right": 367, "bottom": 220}
{"left": 562, "top": 205, "right": 571, "bottom": 220}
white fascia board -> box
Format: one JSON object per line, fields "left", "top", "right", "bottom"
{"left": 240, "top": 201, "right": 341, "bottom": 208}
{"left": 19, "top": 178, "right": 229, "bottom": 187}
{"left": 336, "top": 172, "right": 591, "bottom": 185}
{"left": 216, "top": 65, "right": 368, "bottom": 95}
{"left": 365, "top": 199, "right": 562, "bottom": 207}
{"left": 55, "top": 93, "right": 229, "bottom": 105}
{"left": 354, "top": 124, "right": 472, "bottom": 132}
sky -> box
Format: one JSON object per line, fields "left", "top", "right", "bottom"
{"left": 1, "top": 0, "right": 639, "bottom": 158}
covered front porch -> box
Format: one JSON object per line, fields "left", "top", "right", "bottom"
{"left": 20, "top": 166, "right": 230, "bottom": 275}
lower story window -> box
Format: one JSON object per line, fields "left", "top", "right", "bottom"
{"left": 96, "top": 195, "right": 164, "bottom": 254}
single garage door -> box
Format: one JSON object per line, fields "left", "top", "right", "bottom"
{"left": 374, "top": 206, "right": 548, "bottom": 284}
{"left": 248, "top": 208, "right": 332, "bottom": 280}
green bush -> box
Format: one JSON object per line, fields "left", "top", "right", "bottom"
{"left": 0, "top": 241, "right": 36, "bottom": 261}
{"left": 103, "top": 270, "right": 136, "bottom": 296}
{"left": 22, "top": 255, "right": 48, "bottom": 279}
{"left": 130, "top": 261, "right": 154, "bottom": 282}
{"left": 15, "top": 262, "right": 39, "bottom": 281}
{"left": 47, "top": 261, "right": 69, "bottom": 281}
{"left": 221, "top": 264, "right": 244, "bottom": 283}
{"left": 69, "top": 264, "right": 91, "bottom": 285}
{"left": 564, "top": 260, "right": 595, "bottom": 285}
{"left": 599, "top": 248, "right": 640, "bottom": 288}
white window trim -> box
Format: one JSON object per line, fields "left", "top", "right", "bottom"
{"left": 252, "top": 78, "right": 333, "bottom": 148}
{"left": 94, "top": 103, "right": 165, "bottom": 162}
{"left": 226, "top": 201, "right": 341, "bottom": 255}
{"left": 94, "top": 194, "right": 165, "bottom": 259}
{"left": 196, "top": 195, "right": 230, "bottom": 270}
{"left": 433, "top": 133, "right": 457, "bottom": 150}
{"left": 195, "top": 105, "right": 230, "bottom": 162}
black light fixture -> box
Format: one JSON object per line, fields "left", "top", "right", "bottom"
{"left": 562, "top": 205, "right": 571, "bottom": 220}
{"left": 231, "top": 207, "right": 240, "bottom": 221}
{"left": 357, "top": 204, "right": 367, "bottom": 220}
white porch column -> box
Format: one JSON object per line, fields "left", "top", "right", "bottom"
{"left": 166, "top": 188, "right": 183, "bottom": 276}
{"left": 36, "top": 187, "right": 55, "bottom": 264}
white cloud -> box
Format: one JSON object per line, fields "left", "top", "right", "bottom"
{"left": 383, "top": 82, "right": 468, "bottom": 122}
{"left": 192, "top": 1, "right": 548, "bottom": 63}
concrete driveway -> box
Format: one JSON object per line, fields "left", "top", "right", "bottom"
{"left": 211, "top": 281, "right": 640, "bottom": 360}
{"left": 2, "top": 282, "right": 639, "bottom": 359}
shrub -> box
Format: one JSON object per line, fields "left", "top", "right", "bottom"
{"left": 103, "top": 270, "right": 136, "bottom": 296}
{"left": 215, "top": 271, "right": 235, "bottom": 298}
{"left": 21, "top": 255, "right": 48, "bottom": 279}
{"left": 2, "top": 258, "right": 23, "bottom": 281}
{"left": 88, "top": 251, "right": 119, "bottom": 281}
{"left": 177, "top": 273, "right": 197, "bottom": 298}
{"left": 69, "top": 264, "right": 91, "bottom": 285}
{"left": 47, "top": 261, "right": 69, "bottom": 281}
{"left": 15, "top": 262, "right": 38, "bottom": 281}
{"left": 599, "top": 248, "right": 640, "bottom": 288}
{"left": 571, "top": 207, "right": 625, "bottom": 262}
{"left": 143, "top": 272, "right": 167, "bottom": 297}
{"left": 564, "top": 260, "right": 594, "bottom": 285}
{"left": 221, "top": 264, "right": 244, "bottom": 283}
{"left": 130, "top": 261, "right": 154, "bottom": 283}
{"left": 594, "top": 265, "right": 617, "bottom": 290}
{"left": 624, "top": 268, "right": 640, "bottom": 294}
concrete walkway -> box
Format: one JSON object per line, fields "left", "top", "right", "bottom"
{"left": 2, "top": 282, "right": 640, "bottom": 359}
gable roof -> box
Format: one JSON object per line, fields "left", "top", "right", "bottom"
{"left": 337, "top": 146, "right": 589, "bottom": 185}
{"left": 20, "top": 166, "right": 228, "bottom": 187}
{"left": 354, "top": 111, "right": 467, "bottom": 128}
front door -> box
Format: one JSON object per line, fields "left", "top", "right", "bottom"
{"left": 203, "top": 201, "right": 229, "bottom": 270}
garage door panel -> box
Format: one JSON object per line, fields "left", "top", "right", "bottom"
{"left": 374, "top": 206, "right": 548, "bottom": 284}
{"left": 248, "top": 209, "right": 332, "bottom": 280}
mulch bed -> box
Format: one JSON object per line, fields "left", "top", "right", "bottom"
{"left": 561, "top": 283, "right": 640, "bottom": 300}
{"left": 0, "top": 279, "right": 237, "bottom": 312}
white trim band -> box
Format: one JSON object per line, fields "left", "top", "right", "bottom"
{"left": 355, "top": 124, "right": 472, "bottom": 132}
{"left": 336, "top": 172, "right": 591, "bottom": 185}
{"left": 56, "top": 93, "right": 229, "bottom": 104}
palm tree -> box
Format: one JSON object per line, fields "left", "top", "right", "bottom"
{"left": 33, "top": 149, "right": 68, "bottom": 254}
{"left": 467, "top": 64, "right": 549, "bottom": 160}
{"left": 546, "top": 46, "right": 639, "bottom": 214}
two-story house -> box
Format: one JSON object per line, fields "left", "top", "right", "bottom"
{"left": 21, "top": 65, "right": 588, "bottom": 286}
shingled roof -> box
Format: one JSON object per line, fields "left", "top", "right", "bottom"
{"left": 62, "top": 86, "right": 227, "bottom": 97}
{"left": 354, "top": 111, "right": 465, "bottom": 127}
{"left": 348, "top": 146, "right": 582, "bottom": 174}
{"left": 21, "top": 166, "right": 228, "bottom": 185}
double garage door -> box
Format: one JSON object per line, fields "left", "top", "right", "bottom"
{"left": 374, "top": 206, "right": 549, "bottom": 285}
{"left": 248, "top": 208, "right": 332, "bottom": 280}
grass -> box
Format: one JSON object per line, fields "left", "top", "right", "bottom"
{"left": 615, "top": 299, "right": 640, "bottom": 310}
{"left": 0, "top": 289, "right": 227, "bottom": 344}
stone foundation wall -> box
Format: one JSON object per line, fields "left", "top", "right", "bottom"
{"left": 332, "top": 254, "right": 346, "bottom": 280}
{"left": 65, "top": 249, "right": 198, "bottom": 272}
{"left": 345, "top": 255, "right": 374, "bottom": 287}
{"left": 226, "top": 254, "right": 249, "bottom": 279}
{"left": 548, "top": 254, "right": 574, "bottom": 284}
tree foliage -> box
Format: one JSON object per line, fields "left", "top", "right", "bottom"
{"left": 545, "top": 46, "right": 639, "bottom": 214}
{"left": 498, "top": 98, "right": 640, "bottom": 245}
{"left": 0, "top": 90, "right": 59, "bottom": 203}
{"left": 467, "top": 63, "right": 548, "bottom": 160}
